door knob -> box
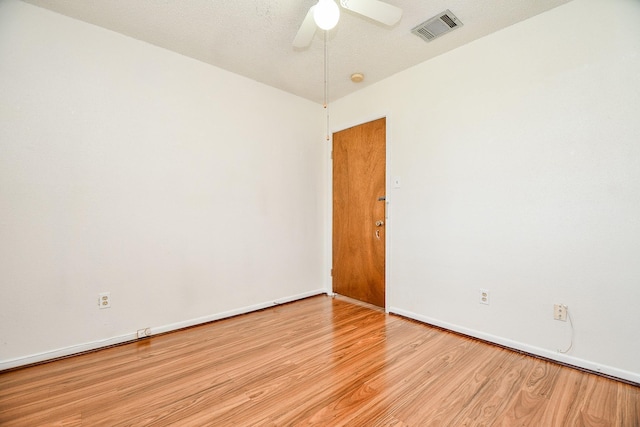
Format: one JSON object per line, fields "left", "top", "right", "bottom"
{"left": 375, "top": 220, "right": 384, "bottom": 227}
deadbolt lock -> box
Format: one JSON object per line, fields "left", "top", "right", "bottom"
{"left": 375, "top": 220, "right": 384, "bottom": 227}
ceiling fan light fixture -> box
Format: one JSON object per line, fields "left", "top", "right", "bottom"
{"left": 314, "top": 0, "right": 340, "bottom": 30}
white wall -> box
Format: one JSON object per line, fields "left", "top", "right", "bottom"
{"left": 0, "top": 0, "right": 326, "bottom": 368}
{"left": 3, "top": 0, "right": 639, "bottom": 384}
{"left": 331, "top": 0, "right": 640, "bottom": 383}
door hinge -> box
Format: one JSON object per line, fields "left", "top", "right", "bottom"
{"left": 331, "top": 268, "right": 333, "bottom": 276}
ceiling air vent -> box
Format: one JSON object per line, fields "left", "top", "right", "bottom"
{"left": 411, "top": 10, "right": 463, "bottom": 43}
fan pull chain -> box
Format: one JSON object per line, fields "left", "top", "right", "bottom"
{"left": 324, "top": 31, "right": 330, "bottom": 141}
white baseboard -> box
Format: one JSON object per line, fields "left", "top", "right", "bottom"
{"left": 1, "top": 289, "right": 327, "bottom": 371}
{"left": 390, "top": 306, "right": 640, "bottom": 385}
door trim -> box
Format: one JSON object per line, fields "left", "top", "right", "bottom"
{"left": 326, "top": 112, "right": 392, "bottom": 311}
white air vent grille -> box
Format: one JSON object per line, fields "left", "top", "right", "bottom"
{"left": 411, "top": 10, "right": 463, "bottom": 42}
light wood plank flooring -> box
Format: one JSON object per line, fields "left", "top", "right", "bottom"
{"left": 1, "top": 295, "right": 638, "bottom": 426}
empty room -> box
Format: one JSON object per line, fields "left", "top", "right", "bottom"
{"left": 1, "top": 0, "right": 639, "bottom": 425}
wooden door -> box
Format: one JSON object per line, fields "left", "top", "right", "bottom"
{"left": 332, "top": 117, "right": 386, "bottom": 307}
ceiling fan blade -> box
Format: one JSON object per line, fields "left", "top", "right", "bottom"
{"left": 293, "top": 6, "right": 317, "bottom": 48}
{"left": 340, "top": 0, "right": 402, "bottom": 26}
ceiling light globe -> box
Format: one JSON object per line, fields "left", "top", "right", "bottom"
{"left": 314, "top": 0, "right": 340, "bottom": 30}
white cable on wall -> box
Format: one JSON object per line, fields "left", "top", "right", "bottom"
{"left": 557, "top": 304, "right": 574, "bottom": 354}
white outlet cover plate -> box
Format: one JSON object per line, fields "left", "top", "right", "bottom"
{"left": 99, "top": 292, "right": 111, "bottom": 309}
{"left": 479, "top": 289, "right": 489, "bottom": 305}
{"left": 554, "top": 304, "right": 567, "bottom": 321}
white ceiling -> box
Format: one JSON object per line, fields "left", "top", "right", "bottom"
{"left": 21, "top": 0, "right": 573, "bottom": 104}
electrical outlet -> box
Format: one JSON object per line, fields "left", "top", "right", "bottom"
{"left": 137, "top": 328, "right": 151, "bottom": 339}
{"left": 98, "top": 292, "right": 111, "bottom": 309}
{"left": 554, "top": 304, "right": 567, "bottom": 321}
{"left": 479, "top": 289, "right": 490, "bottom": 305}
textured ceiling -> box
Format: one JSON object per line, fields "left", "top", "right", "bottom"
{"left": 21, "top": 0, "right": 573, "bottom": 104}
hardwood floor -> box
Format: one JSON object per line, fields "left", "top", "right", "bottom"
{"left": 1, "top": 295, "right": 638, "bottom": 426}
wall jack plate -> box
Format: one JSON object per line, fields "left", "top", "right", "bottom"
{"left": 137, "top": 328, "right": 151, "bottom": 339}
{"left": 554, "top": 304, "right": 567, "bottom": 321}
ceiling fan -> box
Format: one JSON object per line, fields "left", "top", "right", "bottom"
{"left": 293, "top": 0, "right": 403, "bottom": 48}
